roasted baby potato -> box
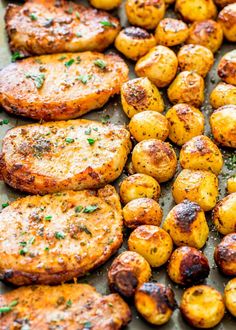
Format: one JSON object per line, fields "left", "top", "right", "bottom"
{"left": 135, "top": 45, "right": 178, "bottom": 88}
{"left": 115, "top": 27, "right": 156, "bottom": 61}
{"left": 166, "top": 103, "right": 205, "bottom": 146}
{"left": 175, "top": 0, "right": 217, "bottom": 22}
{"left": 210, "top": 82, "right": 236, "bottom": 108}
{"left": 125, "top": 0, "right": 165, "bottom": 30}
{"left": 135, "top": 282, "right": 177, "bottom": 325}
{"left": 123, "top": 198, "right": 163, "bottom": 228}
{"left": 172, "top": 169, "right": 219, "bottom": 211}
{"left": 177, "top": 44, "right": 214, "bottom": 77}
{"left": 179, "top": 135, "right": 223, "bottom": 174}
{"left": 213, "top": 193, "right": 236, "bottom": 235}
{"left": 218, "top": 3, "right": 236, "bottom": 41}
{"left": 167, "top": 71, "right": 205, "bottom": 107}
{"left": 218, "top": 50, "right": 236, "bottom": 86}
{"left": 180, "top": 285, "right": 225, "bottom": 328}
{"left": 155, "top": 18, "right": 189, "bottom": 47}
{"left": 210, "top": 105, "right": 236, "bottom": 148}
{"left": 167, "top": 246, "right": 210, "bottom": 285}
{"left": 228, "top": 176, "right": 236, "bottom": 194}
{"left": 187, "top": 20, "right": 223, "bottom": 53}
{"left": 224, "top": 278, "right": 236, "bottom": 317}
{"left": 215, "top": 0, "right": 236, "bottom": 7}
{"left": 132, "top": 139, "right": 177, "bottom": 183}
{"left": 120, "top": 173, "right": 161, "bottom": 204}
{"left": 128, "top": 225, "right": 173, "bottom": 267}
{"left": 121, "top": 77, "right": 164, "bottom": 118}
{"left": 89, "top": 0, "right": 121, "bottom": 10}
{"left": 163, "top": 199, "right": 209, "bottom": 249}
{"left": 214, "top": 233, "right": 236, "bottom": 276}
{"left": 129, "top": 111, "right": 169, "bottom": 142}
{"left": 108, "top": 251, "right": 152, "bottom": 297}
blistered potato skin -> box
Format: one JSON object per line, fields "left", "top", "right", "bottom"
{"left": 224, "top": 278, "right": 236, "bottom": 317}
{"left": 210, "top": 82, "right": 236, "bottom": 108}
{"left": 132, "top": 139, "right": 177, "bottom": 183}
{"left": 135, "top": 46, "right": 178, "bottom": 88}
{"left": 172, "top": 169, "right": 219, "bottom": 211}
{"left": 228, "top": 176, "right": 236, "bottom": 193}
{"left": 175, "top": 0, "right": 217, "bottom": 22}
{"left": 115, "top": 27, "right": 156, "bottom": 61}
{"left": 166, "top": 104, "right": 204, "bottom": 146}
{"left": 210, "top": 105, "right": 236, "bottom": 148}
{"left": 218, "top": 50, "right": 236, "bottom": 86}
{"left": 121, "top": 77, "right": 164, "bottom": 118}
{"left": 180, "top": 285, "right": 225, "bottom": 328}
{"left": 179, "top": 135, "right": 223, "bottom": 174}
{"left": 213, "top": 193, "right": 236, "bottom": 235}
{"left": 167, "top": 246, "right": 210, "bottom": 285}
{"left": 89, "top": 0, "right": 121, "bottom": 10}
{"left": 163, "top": 199, "right": 209, "bottom": 249}
{"left": 128, "top": 225, "right": 173, "bottom": 267}
{"left": 214, "top": 233, "right": 236, "bottom": 276}
{"left": 218, "top": 3, "right": 236, "bottom": 41}
{"left": 120, "top": 173, "right": 161, "bottom": 204}
{"left": 135, "top": 282, "right": 177, "bottom": 325}
{"left": 108, "top": 251, "right": 151, "bottom": 297}
{"left": 123, "top": 198, "right": 163, "bottom": 228}
{"left": 155, "top": 18, "right": 189, "bottom": 47}
{"left": 168, "top": 71, "right": 205, "bottom": 107}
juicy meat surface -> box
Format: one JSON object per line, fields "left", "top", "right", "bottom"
{"left": 0, "top": 284, "right": 131, "bottom": 329}
{"left": 0, "top": 52, "right": 129, "bottom": 120}
{"left": 0, "top": 185, "right": 123, "bottom": 285}
{"left": 5, "top": 0, "right": 121, "bottom": 55}
{"left": 0, "top": 119, "right": 131, "bottom": 194}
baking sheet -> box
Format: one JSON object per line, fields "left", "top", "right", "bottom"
{"left": 0, "top": 0, "right": 236, "bottom": 329}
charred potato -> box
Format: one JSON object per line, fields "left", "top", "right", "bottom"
{"left": 218, "top": 3, "right": 236, "bottom": 41}
{"left": 180, "top": 285, "right": 225, "bottom": 328}
{"left": 132, "top": 139, "right": 177, "bottom": 183}
{"left": 228, "top": 176, "right": 236, "bottom": 194}
{"left": 129, "top": 111, "right": 169, "bottom": 142}
{"left": 115, "top": 27, "right": 156, "bottom": 61}
{"left": 121, "top": 77, "right": 164, "bottom": 118}
{"left": 163, "top": 199, "right": 209, "bottom": 249}
{"left": 125, "top": 0, "right": 165, "bottom": 30}
{"left": 187, "top": 20, "right": 223, "bottom": 53}
{"left": 218, "top": 50, "right": 236, "bottom": 86}
{"left": 213, "top": 193, "right": 236, "bottom": 235}
{"left": 224, "top": 278, "right": 236, "bottom": 317}
{"left": 166, "top": 103, "right": 204, "bottom": 146}
{"left": 155, "top": 18, "right": 189, "bottom": 47}
{"left": 89, "top": 0, "right": 121, "bottom": 10}
{"left": 172, "top": 169, "right": 219, "bottom": 211}
{"left": 179, "top": 135, "right": 223, "bottom": 174}
{"left": 135, "top": 282, "right": 177, "bottom": 325}
{"left": 167, "top": 246, "right": 210, "bottom": 285}
{"left": 135, "top": 45, "right": 178, "bottom": 88}
{"left": 108, "top": 251, "right": 152, "bottom": 297}
{"left": 210, "top": 105, "right": 236, "bottom": 148}
{"left": 214, "top": 233, "right": 236, "bottom": 276}
{"left": 177, "top": 44, "right": 214, "bottom": 77}
{"left": 119, "top": 173, "right": 161, "bottom": 204}
{"left": 175, "top": 0, "right": 217, "bottom": 22}
{"left": 210, "top": 82, "right": 236, "bottom": 108}
{"left": 128, "top": 225, "right": 173, "bottom": 267}
{"left": 167, "top": 71, "right": 205, "bottom": 107}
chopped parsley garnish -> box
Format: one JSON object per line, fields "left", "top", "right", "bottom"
{"left": 11, "top": 51, "right": 23, "bottom": 62}
{"left": 76, "top": 33, "right": 82, "bottom": 38}
{"left": 101, "top": 114, "right": 110, "bottom": 124}
{"left": 83, "top": 205, "right": 98, "bottom": 213}
{"left": 78, "top": 225, "right": 92, "bottom": 236}
{"left": 64, "top": 59, "right": 75, "bottom": 68}
{"left": 0, "top": 119, "right": 9, "bottom": 125}
{"left": 19, "top": 247, "right": 28, "bottom": 255}
{"left": 55, "top": 231, "right": 66, "bottom": 239}
{"left": 45, "top": 215, "right": 52, "bottom": 221}
{"left": 44, "top": 18, "right": 54, "bottom": 27}
{"left": 58, "top": 55, "right": 67, "bottom": 61}
{"left": 100, "top": 21, "right": 116, "bottom": 28}
{"left": 226, "top": 154, "right": 236, "bottom": 170}
{"left": 65, "top": 137, "right": 75, "bottom": 143}
{"left": 93, "top": 127, "right": 98, "bottom": 131}
{"left": 66, "top": 299, "right": 72, "bottom": 307}
{"left": 44, "top": 247, "right": 49, "bottom": 252}
{"left": 19, "top": 236, "right": 35, "bottom": 255}
{"left": 94, "top": 59, "right": 107, "bottom": 69}
{"left": 29, "top": 13, "right": 37, "bottom": 21}
{"left": 84, "top": 128, "right": 91, "bottom": 135}
{"left": 108, "top": 238, "right": 114, "bottom": 244}
{"left": 0, "top": 300, "right": 18, "bottom": 314}
{"left": 2, "top": 202, "right": 9, "bottom": 208}
{"left": 25, "top": 73, "right": 45, "bottom": 89}
{"left": 83, "top": 321, "right": 92, "bottom": 329}
{"left": 77, "top": 74, "right": 92, "bottom": 84}
{"left": 75, "top": 11, "right": 80, "bottom": 19}
{"left": 28, "top": 236, "right": 35, "bottom": 245}
{"left": 87, "top": 138, "right": 96, "bottom": 145}
{"left": 75, "top": 205, "right": 83, "bottom": 213}
{"left": 76, "top": 56, "right": 81, "bottom": 64}
{"left": 67, "top": 7, "right": 73, "bottom": 14}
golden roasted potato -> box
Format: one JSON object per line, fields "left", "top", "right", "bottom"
{"left": 115, "top": 27, "right": 156, "bottom": 61}
{"left": 213, "top": 193, "right": 236, "bottom": 235}
{"left": 214, "top": 233, "right": 236, "bottom": 276}
{"left": 155, "top": 18, "right": 189, "bottom": 47}
{"left": 210, "top": 82, "right": 236, "bottom": 108}
{"left": 175, "top": 0, "right": 217, "bottom": 22}
{"left": 128, "top": 225, "right": 173, "bottom": 267}
{"left": 125, "top": 0, "right": 165, "bottom": 30}
{"left": 215, "top": 0, "right": 236, "bottom": 7}
{"left": 135, "top": 45, "right": 178, "bottom": 88}
{"left": 121, "top": 77, "right": 164, "bottom": 118}
{"left": 228, "top": 176, "right": 236, "bottom": 194}
{"left": 167, "top": 246, "right": 210, "bottom": 285}
{"left": 218, "top": 3, "right": 236, "bottom": 41}
{"left": 172, "top": 169, "right": 219, "bottom": 211}
{"left": 89, "top": 0, "right": 121, "bottom": 10}
{"left": 177, "top": 44, "right": 214, "bottom": 77}
{"left": 119, "top": 173, "right": 161, "bottom": 204}
{"left": 166, "top": 103, "right": 205, "bottom": 146}
{"left": 135, "top": 282, "right": 177, "bottom": 325}
{"left": 167, "top": 71, "right": 205, "bottom": 107}
{"left": 187, "top": 20, "right": 223, "bottom": 53}
{"left": 123, "top": 198, "right": 163, "bottom": 228}
{"left": 132, "top": 139, "right": 177, "bottom": 183}
{"left": 224, "top": 278, "right": 236, "bottom": 317}
{"left": 179, "top": 135, "right": 223, "bottom": 174}
{"left": 180, "top": 285, "right": 225, "bottom": 328}
{"left": 129, "top": 111, "right": 169, "bottom": 142}
{"left": 108, "top": 251, "right": 151, "bottom": 297}
{"left": 163, "top": 199, "right": 209, "bottom": 249}
{"left": 218, "top": 50, "right": 236, "bottom": 86}
{"left": 210, "top": 105, "right": 236, "bottom": 148}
